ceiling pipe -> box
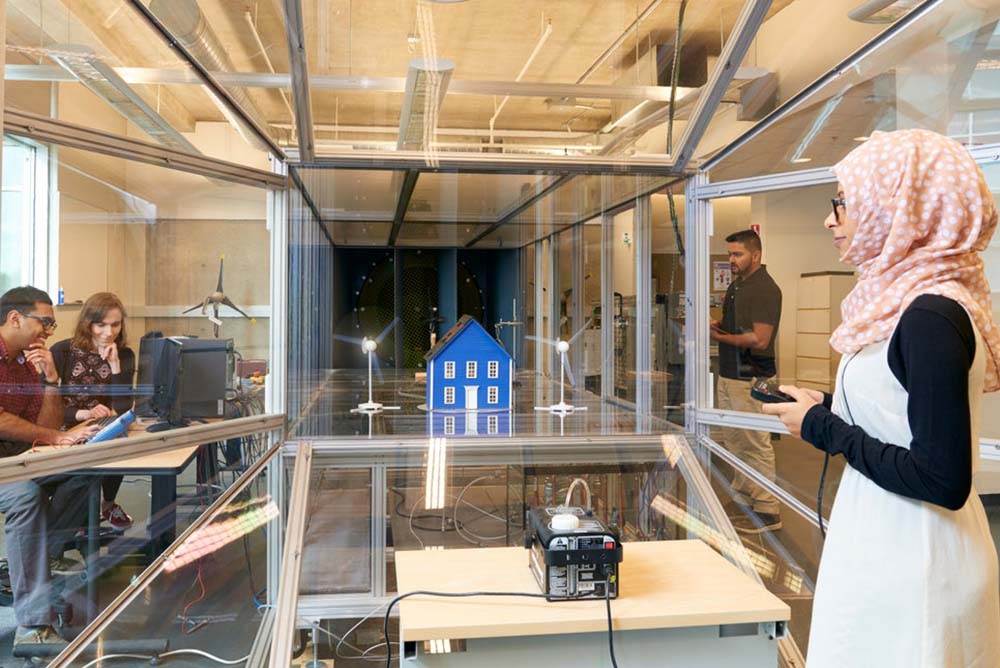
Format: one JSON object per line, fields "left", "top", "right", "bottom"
{"left": 148, "top": 0, "right": 271, "bottom": 152}
{"left": 488, "top": 19, "right": 553, "bottom": 144}
{"left": 576, "top": 0, "right": 665, "bottom": 84}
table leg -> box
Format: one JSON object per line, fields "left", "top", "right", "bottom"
{"left": 148, "top": 474, "right": 178, "bottom": 559}
{"left": 86, "top": 477, "right": 100, "bottom": 624}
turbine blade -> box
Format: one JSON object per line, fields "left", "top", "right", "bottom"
{"left": 372, "top": 351, "right": 384, "bottom": 382}
{"left": 182, "top": 303, "right": 203, "bottom": 314}
{"left": 568, "top": 318, "right": 593, "bottom": 345}
{"left": 333, "top": 334, "right": 364, "bottom": 345}
{"left": 221, "top": 296, "right": 251, "bottom": 319}
{"left": 376, "top": 316, "right": 400, "bottom": 344}
{"left": 526, "top": 335, "right": 558, "bottom": 347}
{"left": 217, "top": 256, "right": 225, "bottom": 292}
{"left": 563, "top": 352, "right": 577, "bottom": 387}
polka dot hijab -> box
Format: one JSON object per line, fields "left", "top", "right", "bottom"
{"left": 830, "top": 129, "right": 1000, "bottom": 392}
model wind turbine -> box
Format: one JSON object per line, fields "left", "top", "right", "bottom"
{"left": 183, "top": 255, "right": 254, "bottom": 337}
{"left": 335, "top": 318, "right": 400, "bottom": 414}
{"left": 529, "top": 319, "right": 591, "bottom": 415}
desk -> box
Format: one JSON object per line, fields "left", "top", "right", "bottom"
{"left": 77, "top": 445, "right": 200, "bottom": 622}
{"left": 395, "top": 541, "right": 790, "bottom": 668}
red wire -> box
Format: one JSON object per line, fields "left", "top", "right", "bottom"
{"left": 181, "top": 564, "right": 207, "bottom": 635}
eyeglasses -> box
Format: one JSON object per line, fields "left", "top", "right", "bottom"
{"left": 831, "top": 196, "right": 846, "bottom": 223}
{"left": 20, "top": 313, "right": 57, "bottom": 331}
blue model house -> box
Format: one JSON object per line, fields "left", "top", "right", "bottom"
{"left": 425, "top": 315, "right": 513, "bottom": 412}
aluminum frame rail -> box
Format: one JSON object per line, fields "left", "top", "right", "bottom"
{"left": 4, "top": 108, "right": 286, "bottom": 190}
{"left": 281, "top": 0, "right": 315, "bottom": 162}
{"left": 126, "top": 0, "right": 286, "bottom": 160}
{"left": 49, "top": 429, "right": 285, "bottom": 668}
{"left": 269, "top": 442, "right": 314, "bottom": 666}
{"left": 672, "top": 0, "right": 773, "bottom": 171}
{"left": 0, "top": 413, "right": 284, "bottom": 486}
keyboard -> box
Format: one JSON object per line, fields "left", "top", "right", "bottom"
{"left": 87, "top": 410, "right": 136, "bottom": 443}
{"left": 93, "top": 414, "right": 119, "bottom": 428}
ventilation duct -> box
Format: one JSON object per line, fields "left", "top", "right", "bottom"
{"left": 148, "top": 0, "right": 270, "bottom": 151}
{"left": 49, "top": 44, "right": 201, "bottom": 154}
{"left": 398, "top": 58, "right": 454, "bottom": 150}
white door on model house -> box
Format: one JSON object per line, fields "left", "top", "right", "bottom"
{"left": 465, "top": 386, "right": 478, "bottom": 410}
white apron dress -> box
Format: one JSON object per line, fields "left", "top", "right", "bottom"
{"left": 807, "top": 323, "right": 1000, "bottom": 668}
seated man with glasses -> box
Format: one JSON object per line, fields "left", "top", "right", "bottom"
{"left": 0, "top": 286, "right": 99, "bottom": 646}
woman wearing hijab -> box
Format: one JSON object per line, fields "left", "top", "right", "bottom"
{"left": 763, "top": 129, "right": 1000, "bottom": 667}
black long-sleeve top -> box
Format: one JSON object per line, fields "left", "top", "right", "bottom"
{"left": 801, "top": 294, "right": 977, "bottom": 511}
{"left": 50, "top": 338, "right": 136, "bottom": 427}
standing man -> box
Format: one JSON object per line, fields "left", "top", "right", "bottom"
{"left": 0, "top": 286, "right": 99, "bottom": 645}
{"left": 710, "top": 231, "right": 783, "bottom": 534}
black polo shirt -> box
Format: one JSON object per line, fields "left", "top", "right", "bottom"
{"left": 719, "top": 265, "right": 782, "bottom": 380}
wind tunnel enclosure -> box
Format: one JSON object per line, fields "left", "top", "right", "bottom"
{"left": 7, "top": 1, "right": 1000, "bottom": 667}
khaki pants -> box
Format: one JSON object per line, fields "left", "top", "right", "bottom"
{"left": 716, "top": 375, "right": 780, "bottom": 515}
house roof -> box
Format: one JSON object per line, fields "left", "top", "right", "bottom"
{"left": 423, "top": 314, "right": 511, "bottom": 362}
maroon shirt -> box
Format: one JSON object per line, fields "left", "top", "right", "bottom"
{"left": 0, "top": 334, "right": 44, "bottom": 422}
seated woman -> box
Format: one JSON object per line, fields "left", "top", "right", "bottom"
{"left": 51, "top": 292, "right": 136, "bottom": 530}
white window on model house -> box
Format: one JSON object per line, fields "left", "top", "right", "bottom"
{"left": 488, "top": 386, "right": 499, "bottom": 404}
{"left": 488, "top": 361, "right": 499, "bottom": 378}
{"left": 444, "top": 361, "right": 455, "bottom": 379}
{"left": 444, "top": 387, "right": 455, "bottom": 404}
{"left": 488, "top": 415, "right": 498, "bottom": 434}
{"left": 444, "top": 416, "right": 455, "bottom": 435}
{"left": 466, "top": 361, "right": 477, "bottom": 378}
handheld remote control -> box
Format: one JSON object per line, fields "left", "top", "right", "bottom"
{"left": 750, "top": 379, "right": 795, "bottom": 404}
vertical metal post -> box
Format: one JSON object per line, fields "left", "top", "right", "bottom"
{"left": 533, "top": 239, "right": 546, "bottom": 375}
{"left": 371, "top": 464, "right": 387, "bottom": 597}
{"left": 394, "top": 249, "right": 403, "bottom": 369}
{"left": 601, "top": 212, "right": 614, "bottom": 400}
{"left": 635, "top": 193, "right": 652, "bottom": 417}
{"left": 267, "top": 159, "right": 289, "bottom": 416}
{"left": 687, "top": 173, "right": 712, "bottom": 427}
{"left": 546, "top": 235, "right": 559, "bottom": 376}
{"left": 267, "top": 436, "right": 286, "bottom": 608}
{"left": 571, "top": 224, "right": 585, "bottom": 386}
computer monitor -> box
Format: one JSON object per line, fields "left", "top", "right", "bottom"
{"left": 137, "top": 334, "right": 232, "bottom": 431}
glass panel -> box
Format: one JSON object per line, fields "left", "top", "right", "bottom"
{"left": 706, "top": 0, "right": 1000, "bottom": 180}
{"left": 296, "top": 433, "right": 814, "bottom": 664}
{"left": 521, "top": 241, "right": 536, "bottom": 372}
{"left": 325, "top": 221, "right": 392, "bottom": 246}
{"left": 296, "top": 168, "right": 404, "bottom": 222}
{"left": 980, "top": 160, "right": 1000, "bottom": 440}
{"left": 5, "top": 0, "right": 273, "bottom": 168}
{"left": 612, "top": 208, "right": 637, "bottom": 403}
{"left": 651, "top": 190, "right": 686, "bottom": 425}
{"left": 394, "top": 223, "right": 485, "bottom": 247}
{"left": 406, "top": 172, "right": 554, "bottom": 223}
{"left": 0, "top": 137, "right": 35, "bottom": 293}
{"left": 290, "top": 0, "right": 772, "bottom": 159}
{"left": 582, "top": 221, "right": 603, "bottom": 394}
{"left": 60, "top": 449, "right": 279, "bottom": 667}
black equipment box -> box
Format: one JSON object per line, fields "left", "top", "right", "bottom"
{"left": 525, "top": 506, "right": 623, "bottom": 601}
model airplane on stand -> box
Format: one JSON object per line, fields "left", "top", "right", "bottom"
{"left": 529, "top": 319, "right": 591, "bottom": 416}
{"left": 335, "top": 318, "right": 400, "bottom": 414}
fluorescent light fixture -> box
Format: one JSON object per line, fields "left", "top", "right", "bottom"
{"left": 791, "top": 157, "right": 813, "bottom": 163}
{"left": 848, "top": 0, "right": 921, "bottom": 24}
{"left": 602, "top": 100, "right": 652, "bottom": 134}
{"left": 853, "top": 135, "right": 870, "bottom": 141}
{"left": 399, "top": 58, "right": 455, "bottom": 150}
{"left": 49, "top": 44, "right": 201, "bottom": 154}
{"left": 424, "top": 437, "right": 448, "bottom": 510}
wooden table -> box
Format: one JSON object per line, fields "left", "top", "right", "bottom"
{"left": 395, "top": 540, "right": 790, "bottom": 667}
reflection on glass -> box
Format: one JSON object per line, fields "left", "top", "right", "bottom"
{"left": 651, "top": 191, "right": 686, "bottom": 424}
{"left": 612, "top": 208, "right": 637, "bottom": 402}
{"left": 707, "top": 0, "right": 1000, "bottom": 179}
